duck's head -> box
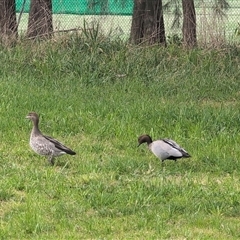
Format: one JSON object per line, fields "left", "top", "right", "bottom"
{"left": 138, "top": 134, "right": 153, "bottom": 146}
{"left": 26, "top": 112, "right": 39, "bottom": 124}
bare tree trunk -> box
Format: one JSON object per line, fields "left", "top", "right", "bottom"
{"left": 27, "top": 0, "right": 53, "bottom": 39}
{"left": 0, "top": 0, "right": 18, "bottom": 40}
{"left": 182, "top": 0, "right": 197, "bottom": 48}
{"left": 130, "top": 0, "right": 145, "bottom": 44}
{"left": 130, "top": 0, "right": 166, "bottom": 45}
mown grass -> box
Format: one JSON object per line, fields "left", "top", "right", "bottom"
{"left": 0, "top": 35, "right": 240, "bottom": 239}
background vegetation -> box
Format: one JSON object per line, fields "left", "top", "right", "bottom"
{"left": 0, "top": 34, "right": 240, "bottom": 239}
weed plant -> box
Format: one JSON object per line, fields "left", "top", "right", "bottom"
{"left": 0, "top": 35, "right": 240, "bottom": 239}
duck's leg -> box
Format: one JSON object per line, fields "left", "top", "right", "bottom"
{"left": 48, "top": 155, "right": 55, "bottom": 165}
{"left": 161, "top": 160, "right": 165, "bottom": 167}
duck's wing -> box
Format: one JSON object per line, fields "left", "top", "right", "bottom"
{"left": 162, "top": 138, "right": 190, "bottom": 157}
{"left": 44, "top": 135, "right": 76, "bottom": 155}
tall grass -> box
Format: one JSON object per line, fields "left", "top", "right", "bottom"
{"left": 0, "top": 35, "right": 240, "bottom": 239}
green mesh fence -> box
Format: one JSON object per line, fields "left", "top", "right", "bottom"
{"left": 16, "top": 0, "right": 133, "bottom": 15}
{"left": 16, "top": 0, "right": 239, "bottom": 42}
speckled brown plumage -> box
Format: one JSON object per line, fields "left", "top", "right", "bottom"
{"left": 26, "top": 112, "right": 76, "bottom": 165}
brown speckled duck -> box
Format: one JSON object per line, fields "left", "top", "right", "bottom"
{"left": 26, "top": 112, "right": 76, "bottom": 165}
{"left": 138, "top": 134, "right": 190, "bottom": 162}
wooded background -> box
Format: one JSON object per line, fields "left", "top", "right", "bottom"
{"left": 0, "top": 0, "right": 239, "bottom": 47}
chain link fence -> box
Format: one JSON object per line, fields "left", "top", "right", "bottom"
{"left": 16, "top": 0, "right": 240, "bottom": 41}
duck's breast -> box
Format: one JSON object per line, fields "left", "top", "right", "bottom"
{"left": 30, "top": 136, "right": 53, "bottom": 156}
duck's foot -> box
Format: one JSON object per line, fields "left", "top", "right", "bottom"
{"left": 48, "top": 156, "right": 55, "bottom": 166}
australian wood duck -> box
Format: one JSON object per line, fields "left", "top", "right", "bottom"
{"left": 26, "top": 112, "right": 76, "bottom": 165}
{"left": 138, "top": 134, "right": 190, "bottom": 162}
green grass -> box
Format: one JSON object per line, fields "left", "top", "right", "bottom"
{"left": 0, "top": 36, "right": 240, "bottom": 239}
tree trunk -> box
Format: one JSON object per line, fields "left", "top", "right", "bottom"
{"left": 182, "top": 0, "right": 197, "bottom": 48}
{"left": 0, "top": 0, "right": 18, "bottom": 40}
{"left": 27, "top": 0, "right": 53, "bottom": 39}
{"left": 130, "top": 0, "right": 166, "bottom": 45}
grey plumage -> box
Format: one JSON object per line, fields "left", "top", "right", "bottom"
{"left": 26, "top": 112, "right": 76, "bottom": 165}
{"left": 138, "top": 134, "right": 190, "bottom": 162}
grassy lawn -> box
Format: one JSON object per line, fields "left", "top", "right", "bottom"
{"left": 0, "top": 36, "right": 240, "bottom": 239}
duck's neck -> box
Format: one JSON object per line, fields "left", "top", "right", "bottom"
{"left": 145, "top": 136, "right": 153, "bottom": 145}
{"left": 31, "top": 119, "right": 41, "bottom": 136}
{"left": 139, "top": 136, "right": 153, "bottom": 146}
